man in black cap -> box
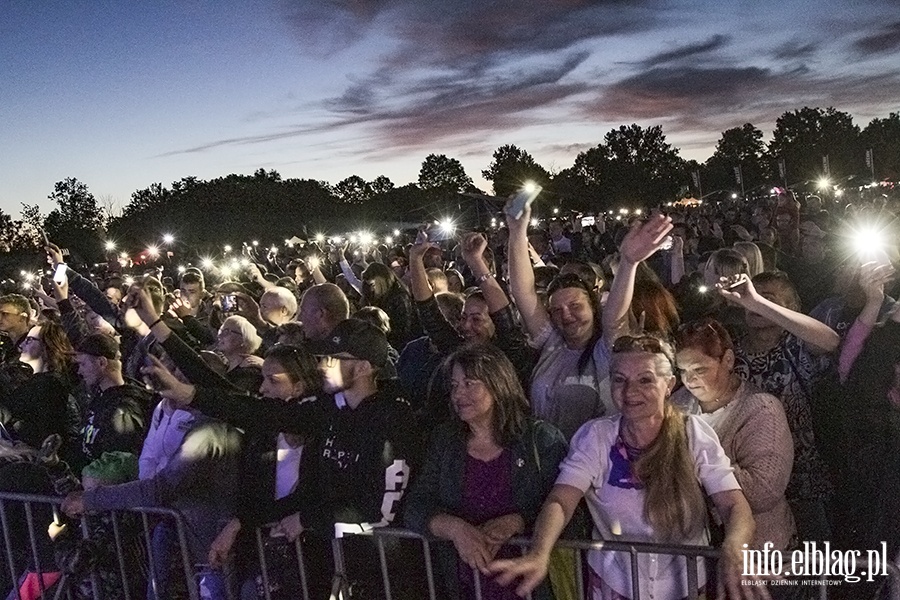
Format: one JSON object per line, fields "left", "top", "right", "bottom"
{"left": 73, "top": 333, "right": 149, "bottom": 471}
{"left": 147, "top": 318, "right": 423, "bottom": 599}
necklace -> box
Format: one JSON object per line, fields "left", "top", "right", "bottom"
{"left": 701, "top": 376, "right": 739, "bottom": 412}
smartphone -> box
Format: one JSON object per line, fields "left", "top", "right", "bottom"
{"left": 505, "top": 185, "right": 542, "bottom": 220}
{"left": 53, "top": 263, "right": 67, "bottom": 285}
{"left": 581, "top": 216, "right": 596, "bottom": 227}
{"left": 41, "top": 229, "right": 49, "bottom": 247}
{"left": 660, "top": 235, "right": 674, "bottom": 251}
{"left": 221, "top": 294, "right": 237, "bottom": 313}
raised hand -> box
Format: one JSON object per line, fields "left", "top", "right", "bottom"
{"left": 619, "top": 214, "right": 673, "bottom": 264}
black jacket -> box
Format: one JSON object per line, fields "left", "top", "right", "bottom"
{"left": 191, "top": 387, "right": 424, "bottom": 536}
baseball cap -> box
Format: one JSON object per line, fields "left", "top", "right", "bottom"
{"left": 75, "top": 333, "right": 120, "bottom": 360}
{"left": 308, "top": 318, "right": 389, "bottom": 370}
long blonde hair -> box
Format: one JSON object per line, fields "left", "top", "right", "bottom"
{"left": 633, "top": 402, "right": 707, "bottom": 541}
{"left": 611, "top": 337, "right": 707, "bottom": 542}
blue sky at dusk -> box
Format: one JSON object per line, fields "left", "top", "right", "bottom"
{"left": 3, "top": 0, "right": 900, "bottom": 216}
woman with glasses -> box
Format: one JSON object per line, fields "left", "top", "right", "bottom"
{"left": 506, "top": 202, "right": 614, "bottom": 440}
{"left": 0, "top": 320, "right": 78, "bottom": 455}
{"left": 490, "top": 334, "right": 757, "bottom": 600}
{"left": 216, "top": 315, "right": 264, "bottom": 393}
{"left": 673, "top": 318, "right": 795, "bottom": 552}
{"left": 404, "top": 344, "right": 567, "bottom": 600}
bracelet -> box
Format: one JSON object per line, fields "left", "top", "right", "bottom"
{"left": 475, "top": 273, "right": 494, "bottom": 284}
{"left": 149, "top": 317, "right": 164, "bottom": 329}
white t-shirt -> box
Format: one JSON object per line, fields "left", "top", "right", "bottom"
{"left": 275, "top": 433, "right": 303, "bottom": 500}
{"left": 556, "top": 415, "right": 739, "bottom": 599}
{"left": 529, "top": 324, "right": 615, "bottom": 441}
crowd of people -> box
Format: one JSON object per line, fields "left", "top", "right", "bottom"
{"left": 0, "top": 188, "right": 897, "bottom": 600}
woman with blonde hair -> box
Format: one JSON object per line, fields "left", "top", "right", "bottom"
{"left": 732, "top": 242, "right": 765, "bottom": 277}
{"left": 489, "top": 334, "right": 757, "bottom": 599}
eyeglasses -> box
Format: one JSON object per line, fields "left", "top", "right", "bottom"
{"left": 20, "top": 336, "right": 41, "bottom": 347}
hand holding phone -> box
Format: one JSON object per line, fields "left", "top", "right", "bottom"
{"left": 221, "top": 294, "right": 237, "bottom": 313}
{"left": 505, "top": 184, "right": 542, "bottom": 220}
{"left": 53, "top": 263, "right": 68, "bottom": 285}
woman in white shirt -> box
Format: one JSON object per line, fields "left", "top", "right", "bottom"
{"left": 490, "top": 335, "right": 759, "bottom": 600}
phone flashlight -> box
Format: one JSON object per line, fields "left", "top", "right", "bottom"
{"left": 505, "top": 184, "right": 542, "bottom": 220}
{"left": 53, "top": 264, "right": 67, "bottom": 285}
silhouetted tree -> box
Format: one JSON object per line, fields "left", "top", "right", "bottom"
{"left": 418, "top": 154, "right": 475, "bottom": 193}
{"left": 768, "top": 107, "right": 861, "bottom": 185}
{"left": 482, "top": 145, "right": 551, "bottom": 197}
{"left": 704, "top": 124, "right": 768, "bottom": 194}
{"left": 861, "top": 112, "right": 900, "bottom": 181}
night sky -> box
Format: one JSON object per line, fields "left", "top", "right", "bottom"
{"left": 3, "top": 0, "right": 899, "bottom": 215}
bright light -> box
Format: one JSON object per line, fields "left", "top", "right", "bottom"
{"left": 384, "top": 236, "right": 393, "bottom": 245}
{"left": 393, "top": 229, "right": 400, "bottom": 237}
{"left": 817, "top": 177, "right": 831, "bottom": 190}
{"left": 285, "top": 239, "right": 293, "bottom": 247}
{"left": 308, "top": 256, "right": 320, "bottom": 270}
{"left": 270, "top": 246, "right": 278, "bottom": 254}
{"left": 349, "top": 235, "right": 358, "bottom": 244}
{"left": 634, "top": 208, "right": 642, "bottom": 215}
{"left": 315, "top": 233, "right": 325, "bottom": 243}
{"left": 147, "top": 246, "right": 160, "bottom": 258}
{"left": 553, "top": 208, "right": 559, "bottom": 215}
{"left": 19, "top": 270, "right": 26, "bottom": 277}
{"left": 223, "top": 245, "right": 232, "bottom": 253}
{"left": 124, "top": 276, "right": 135, "bottom": 286}
{"left": 835, "top": 189, "right": 844, "bottom": 197}
{"left": 770, "top": 188, "right": 779, "bottom": 195}
{"left": 359, "top": 232, "right": 374, "bottom": 246}
{"left": 530, "top": 218, "right": 540, "bottom": 227}
{"left": 22, "top": 282, "right": 31, "bottom": 290}
{"left": 252, "top": 240, "right": 259, "bottom": 247}
{"left": 851, "top": 225, "right": 886, "bottom": 256}
{"left": 24, "top": 273, "right": 34, "bottom": 282}
{"left": 240, "top": 258, "right": 250, "bottom": 268}
{"left": 522, "top": 181, "right": 537, "bottom": 193}
{"left": 698, "top": 285, "right": 709, "bottom": 294}
{"left": 177, "top": 265, "right": 186, "bottom": 273}
{"left": 201, "top": 258, "right": 214, "bottom": 270}
{"left": 615, "top": 215, "right": 622, "bottom": 221}
{"left": 440, "top": 219, "right": 456, "bottom": 234}
{"left": 105, "top": 241, "right": 116, "bottom": 251}
{"left": 162, "top": 234, "right": 175, "bottom": 244}
{"left": 219, "top": 266, "right": 233, "bottom": 278}
{"left": 731, "top": 193, "right": 738, "bottom": 199}
{"left": 619, "top": 208, "right": 629, "bottom": 215}
{"left": 119, "top": 251, "right": 128, "bottom": 259}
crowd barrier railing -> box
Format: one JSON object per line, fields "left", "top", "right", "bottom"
{"left": 368, "top": 527, "right": 718, "bottom": 600}
{"left": 0, "top": 491, "right": 200, "bottom": 600}
{"left": 0, "top": 490, "right": 877, "bottom": 600}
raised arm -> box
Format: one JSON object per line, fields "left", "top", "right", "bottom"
{"left": 461, "top": 232, "right": 510, "bottom": 313}
{"left": 839, "top": 262, "right": 894, "bottom": 382}
{"left": 505, "top": 202, "right": 549, "bottom": 339}
{"left": 718, "top": 275, "right": 840, "bottom": 354}
{"left": 602, "top": 215, "right": 672, "bottom": 345}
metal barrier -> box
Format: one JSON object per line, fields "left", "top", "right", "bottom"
{"left": 369, "top": 527, "right": 717, "bottom": 600}
{"left": 0, "top": 491, "right": 887, "bottom": 600}
{"left": 0, "top": 492, "right": 200, "bottom": 600}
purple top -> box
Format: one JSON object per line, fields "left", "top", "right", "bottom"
{"left": 458, "top": 448, "right": 518, "bottom": 600}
